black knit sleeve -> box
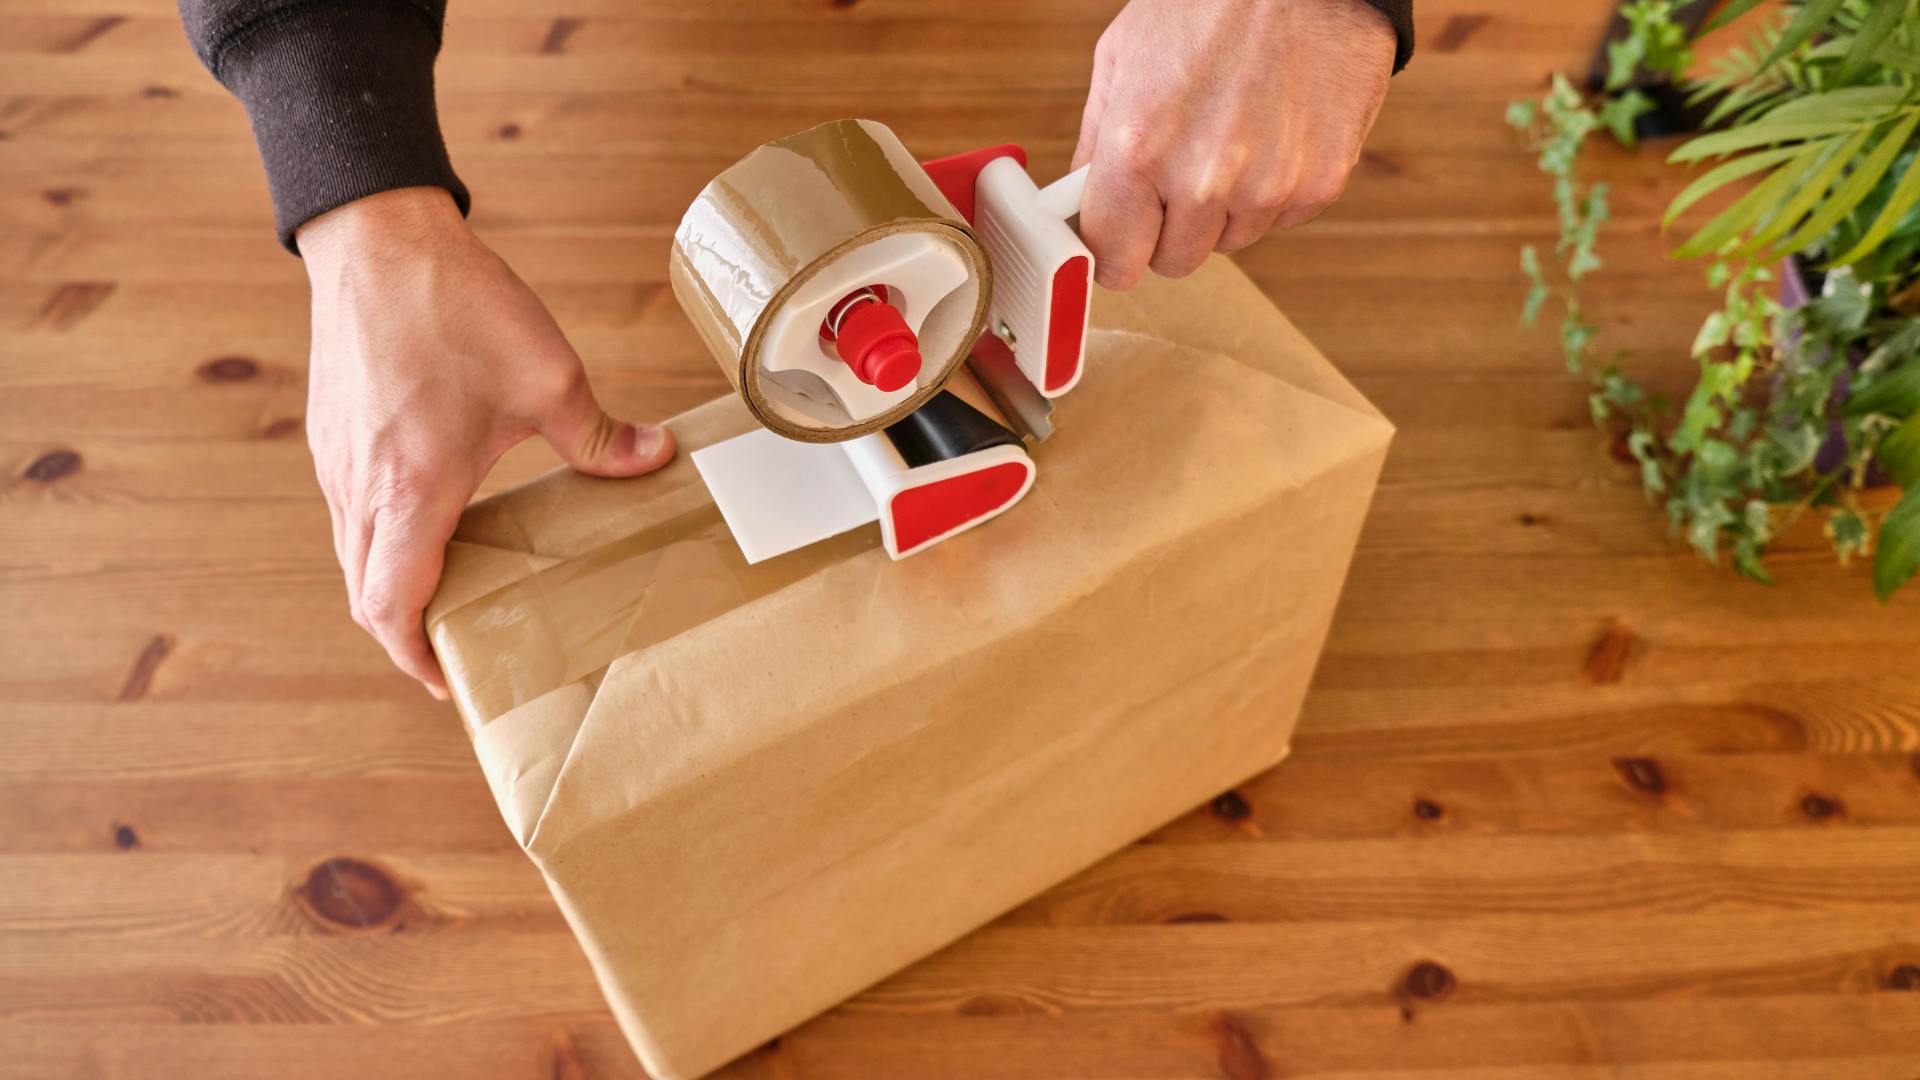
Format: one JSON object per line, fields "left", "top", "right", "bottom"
{"left": 178, "top": 0, "right": 470, "bottom": 254}
{"left": 1357, "top": 0, "right": 1415, "bottom": 73}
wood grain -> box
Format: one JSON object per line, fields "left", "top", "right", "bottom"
{"left": 4, "top": 0, "right": 1918, "bottom": 1077}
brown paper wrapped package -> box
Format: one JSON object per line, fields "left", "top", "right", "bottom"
{"left": 426, "top": 257, "right": 1393, "bottom": 1080}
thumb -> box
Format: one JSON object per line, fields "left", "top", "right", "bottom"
{"left": 539, "top": 373, "right": 677, "bottom": 478}
{"left": 1071, "top": 42, "right": 1114, "bottom": 171}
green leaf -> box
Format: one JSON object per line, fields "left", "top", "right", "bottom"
{"left": 1770, "top": 422, "right": 1824, "bottom": 475}
{"left": 1873, "top": 485, "right": 1920, "bottom": 599}
{"left": 1827, "top": 507, "right": 1871, "bottom": 563}
{"left": 1841, "top": 0, "right": 1910, "bottom": 80}
{"left": 1827, "top": 151, "right": 1920, "bottom": 267}
{"left": 1692, "top": 310, "right": 1733, "bottom": 356}
{"left": 1772, "top": 110, "right": 1920, "bottom": 258}
{"left": 1877, "top": 410, "right": 1920, "bottom": 487}
{"left": 1664, "top": 144, "right": 1810, "bottom": 229}
{"left": 1629, "top": 429, "right": 1667, "bottom": 494}
{"left": 1704, "top": 0, "right": 1769, "bottom": 33}
{"left": 1873, "top": 38, "right": 1920, "bottom": 76}
{"left": 1669, "top": 116, "right": 1879, "bottom": 163}
{"left": 1759, "top": 85, "right": 1910, "bottom": 127}
{"left": 1599, "top": 90, "right": 1655, "bottom": 145}
{"left": 1672, "top": 146, "right": 1819, "bottom": 258}
{"left": 1757, "top": 0, "right": 1849, "bottom": 73}
{"left": 1523, "top": 281, "right": 1549, "bottom": 326}
{"left": 1607, "top": 37, "right": 1647, "bottom": 93}
{"left": 1848, "top": 358, "right": 1920, "bottom": 416}
{"left": 1505, "top": 100, "right": 1536, "bottom": 131}
{"left": 1742, "top": 123, "right": 1874, "bottom": 257}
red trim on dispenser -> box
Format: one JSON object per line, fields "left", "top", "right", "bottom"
{"left": 918, "top": 144, "right": 1027, "bottom": 225}
{"left": 1045, "top": 255, "right": 1090, "bottom": 392}
{"left": 888, "top": 460, "right": 1030, "bottom": 554}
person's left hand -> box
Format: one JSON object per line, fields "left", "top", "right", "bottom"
{"left": 1072, "top": 0, "right": 1396, "bottom": 290}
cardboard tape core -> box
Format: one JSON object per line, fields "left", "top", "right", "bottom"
{"left": 670, "top": 119, "right": 992, "bottom": 443}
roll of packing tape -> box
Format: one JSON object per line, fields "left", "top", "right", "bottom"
{"left": 670, "top": 119, "right": 993, "bottom": 443}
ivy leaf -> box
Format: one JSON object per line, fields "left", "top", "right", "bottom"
{"left": 1629, "top": 430, "right": 1666, "bottom": 494}
{"left": 1733, "top": 532, "right": 1774, "bottom": 584}
{"left": 1770, "top": 421, "right": 1824, "bottom": 475}
{"left": 1873, "top": 486, "right": 1920, "bottom": 599}
{"left": 1696, "top": 437, "right": 1740, "bottom": 480}
{"left": 1506, "top": 100, "right": 1536, "bottom": 131}
{"left": 1520, "top": 245, "right": 1548, "bottom": 326}
{"left": 1827, "top": 507, "right": 1871, "bottom": 564}
{"left": 1607, "top": 37, "right": 1647, "bottom": 93}
{"left": 1561, "top": 313, "right": 1595, "bottom": 370}
{"left": 1599, "top": 90, "right": 1655, "bottom": 145}
{"left": 1692, "top": 310, "right": 1733, "bottom": 356}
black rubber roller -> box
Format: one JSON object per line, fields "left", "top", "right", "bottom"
{"left": 884, "top": 392, "right": 1023, "bottom": 470}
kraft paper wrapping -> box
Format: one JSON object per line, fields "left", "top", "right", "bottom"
{"left": 426, "top": 257, "right": 1394, "bottom": 1080}
{"left": 670, "top": 118, "right": 991, "bottom": 442}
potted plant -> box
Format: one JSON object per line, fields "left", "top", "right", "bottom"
{"left": 1509, "top": 0, "right": 1920, "bottom": 598}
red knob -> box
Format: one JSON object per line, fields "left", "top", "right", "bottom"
{"left": 833, "top": 297, "right": 922, "bottom": 392}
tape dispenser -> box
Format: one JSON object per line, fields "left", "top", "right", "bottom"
{"left": 676, "top": 119, "right": 1093, "bottom": 563}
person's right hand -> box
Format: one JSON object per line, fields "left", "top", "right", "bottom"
{"left": 297, "top": 186, "right": 676, "bottom": 699}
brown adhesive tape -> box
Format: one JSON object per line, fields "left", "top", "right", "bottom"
{"left": 669, "top": 119, "right": 992, "bottom": 443}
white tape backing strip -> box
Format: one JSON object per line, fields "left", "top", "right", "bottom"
{"left": 692, "top": 430, "right": 879, "bottom": 565}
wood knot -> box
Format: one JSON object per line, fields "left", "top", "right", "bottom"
{"left": 1403, "top": 961, "right": 1456, "bottom": 1001}
{"left": 1210, "top": 790, "right": 1252, "bottom": 822}
{"left": 1358, "top": 149, "right": 1404, "bottom": 176}
{"left": 546, "top": 1027, "right": 589, "bottom": 1080}
{"left": 260, "top": 416, "right": 303, "bottom": 440}
{"left": 198, "top": 356, "right": 259, "bottom": 382}
{"left": 116, "top": 633, "right": 175, "bottom": 702}
{"left": 1412, "top": 798, "right": 1445, "bottom": 822}
{"left": 112, "top": 823, "right": 139, "bottom": 850}
{"left": 1888, "top": 965, "right": 1920, "bottom": 991}
{"left": 497, "top": 122, "right": 522, "bottom": 140}
{"left": 23, "top": 448, "right": 81, "bottom": 483}
{"left": 957, "top": 992, "right": 1047, "bottom": 1016}
{"left": 142, "top": 85, "right": 178, "bottom": 98}
{"left": 1800, "top": 792, "right": 1844, "bottom": 821}
{"left": 1211, "top": 1011, "right": 1270, "bottom": 1080}
{"left": 1583, "top": 618, "right": 1636, "bottom": 684}
{"left": 1166, "top": 911, "right": 1229, "bottom": 924}
{"left": 43, "top": 188, "right": 80, "bottom": 206}
{"left": 297, "top": 858, "right": 404, "bottom": 930}
{"left": 1432, "top": 12, "right": 1492, "bottom": 52}
{"left": 1517, "top": 512, "right": 1546, "bottom": 526}
{"left": 1612, "top": 756, "right": 1667, "bottom": 796}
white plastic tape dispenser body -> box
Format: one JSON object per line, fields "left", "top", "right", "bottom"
{"left": 683, "top": 125, "right": 1093, "bottom": 563}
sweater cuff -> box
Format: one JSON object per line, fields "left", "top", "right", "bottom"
{"left": 205, "top": 1, "right": 469, "bottom": 253}
{"left": 1356, "top": 0, "right": 1414, "bottom": 73}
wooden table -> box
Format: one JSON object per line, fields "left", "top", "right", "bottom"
{"left": 5, "top": 1, "right": 1918, "bottom": 1076}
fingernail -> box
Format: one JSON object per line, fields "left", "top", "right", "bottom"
{"left": 427, "top": 683, "right": 449, "bottom": 702}
{"left": 634, "top": 424, "right": 674, "bottom": 463}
